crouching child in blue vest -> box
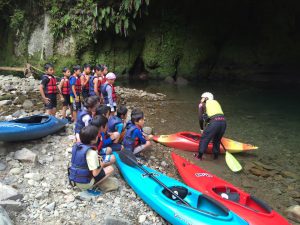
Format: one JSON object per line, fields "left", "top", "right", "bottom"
{"left": 123, "top": 109, "right": 153, "bottom": 154}
{"left": 108, "top": 105, "right": 128, "bottom": 143}
{"left": 75, "top": 96, "right": 99, "bottom": 142}
{"left": 68, "top": 125, "right": 114, "bottom": 190}
{"left": 90, "top": 115, "right": 116, "bottom": 165}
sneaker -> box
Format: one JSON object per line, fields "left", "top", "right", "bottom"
{"left": 194, "top": 153, "right": 203, "bottom": 160}
{"left": 213, "top": 153, "right": 219, "bottom": 160}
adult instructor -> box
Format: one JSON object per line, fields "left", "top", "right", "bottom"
{"left": 196, "top": 92, "right": 226, "bottom": 160}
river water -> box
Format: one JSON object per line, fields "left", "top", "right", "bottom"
{"left": 121, "top": 79, "right": 300, "bottom": 219}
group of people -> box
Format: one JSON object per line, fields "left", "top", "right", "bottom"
{"left": 38, "top": 63, "right": 226, "bottom": 192}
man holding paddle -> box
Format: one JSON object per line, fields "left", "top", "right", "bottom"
{"left": 195, "top": 92, "right": 227, "bottom": 160}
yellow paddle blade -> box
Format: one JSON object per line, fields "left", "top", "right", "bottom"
{"left": 225, "top": 151, "right": 242, "bottom": 172}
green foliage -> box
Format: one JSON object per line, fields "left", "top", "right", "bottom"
{"left": 9, "top": 9, "right": 24, "bottom": 30}
{"left": 48, "top": 0, "right": 150, "bottom": 50}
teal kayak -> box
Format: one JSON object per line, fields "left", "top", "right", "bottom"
{"left": 114, "top": 152, "right": 248, "bottom": 225}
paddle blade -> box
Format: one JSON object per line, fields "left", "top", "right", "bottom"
{"left": 225, "top": 151, "right": 242, "bottom": 172}
{"left": 118, "top": 150, "right": 138, "bottom": 167}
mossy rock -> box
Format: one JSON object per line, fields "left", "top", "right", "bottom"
{"left": 0, "top": 95, "right": 14, "bottom": 101}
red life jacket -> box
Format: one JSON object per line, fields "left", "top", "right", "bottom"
{"left": 111, "top": 84, "right": 117, "bottom": 102}
{"left": 44, "top": 75, "right": 57, "bottom": 94}
{"left": 81, "top": 74, "right": 89, "bottom": 90}
{"left": 62, "top": 77, "right": 70, "bottom": 95}
{"left": 71, "top": 75, "right": 82, "bottom": 94}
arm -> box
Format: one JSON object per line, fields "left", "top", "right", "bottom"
{"left": 39, "top": 78, "right": 50, "bottom": 104}
{"left": 94, "top": 78, "right": 100, "bottom": 97}
{"left": 102, "top": 133, "right": 113, "bottom": 147}
{"left": 58, "top": 79, "right": 64, "bottom": 100}
{"left": 198, "top": 103, "right": 205, "bottom": 131}
{"left": 106, "top": 85, "right": 114, "bottom": 111}
{"left": 134, "top": 129, "right": 147, "bottom": 145}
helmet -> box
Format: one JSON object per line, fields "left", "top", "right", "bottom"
{"left": 106, "top": 72, "right": 116, "bottom": 80}
{"left": 201, "top": 92, "right": 214, "bottom": 100}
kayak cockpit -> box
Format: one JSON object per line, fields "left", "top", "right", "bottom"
{"left": 12, "top": 115, "right": 50, "bottom": 124}
{"left": 180, "top": 132, "right": 200, "bottom": 141}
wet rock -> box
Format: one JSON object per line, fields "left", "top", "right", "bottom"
{"left": 0, "top": 100, "right": 12, "bottom": 106}
{"left": 138, "top": 214, "right": 147, "bottom": 223}
{"left": 0, "top": 206, "right": 13, "bottom": 225}
{"left": 104, "top": 216, "right": 131, "bottom": 225}
{"left": 0, "top": 161, "right": 7, "bottom": 171}
{"left": 9, "top": 168, "right": 22, "bottom": 175}
{"left": 0, "top": 200, "right": 23, "bottom": 212}
{"left": 22, "top": 99, "right": 34, "bottom": 110}
{"left": 14, "top": 148, "right": 37, "bottom": 163}
{"left": 45, "top": 202, "right": 56, "bottom": 212}
{"left": 285, "top": 205, "right": 300, "bottom": 223}
{"left": 0, "top": 183, "right": 23, "bottom": 201}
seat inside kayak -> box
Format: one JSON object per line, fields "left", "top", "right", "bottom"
{"left": 13, "top": 115, "right": 50, "bottom": 124}
{"left": 213, "top": 186, "right": 240, "bottom": 203}
{"left": 181, "top": 132, "right": 200, "bottom": 141}
{"left": 162, "top": 186, "right": 188, "bottom": 200}
{"left": 197, "top": 194, "right": 229, "bottom": 216}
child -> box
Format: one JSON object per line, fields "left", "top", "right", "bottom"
{"left": 101, "top": 72, "right": 117, "bottom": 115}
{"left": 90, "top": 115, "right": 116, "bottom": 166}
{"left": 39, "top": 63, "right": 57, "bottom": 116}
{"left": 95, "top": 105, "right": 111, "bottom": 119}
{"left": 80, "top": 63, "right": 91, "bottom": 99}
{"left": 58, "top": 67, "right": 72, "bottom": 120}
{"left": 75, "top": 96, "right": 99, "bottom": 142}
{"left": 68, "top": 125, "right": 114, "bottom": 190}
{"left": 123, "top": 109, "right": 153, "bottom": 154}
{"left": 108, "top": 105, "right": 128, "bottom": 142}
{"left": 70, "top": 65, "right": 82, "bottom": 121}
{"left": 89, "top": 65, "right": 104, "bottom": 97}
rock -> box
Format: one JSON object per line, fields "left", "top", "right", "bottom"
{"left": 22, "top": 99, "right": 34, "bottom": 110}
{"left": 241, "top": 180, "right": 255, "bottom": 188}
{"left": 114, "top": 197, "right": 121, "bottom": 204}
{"left": 249, "top": 168, "right": 269, "bottom": 177}
{"left": 281, "top": 171, "right": 299, "bottom": 179}
{"left": 0, "top": 161, "right": 7, "bottom": 171}
{"left": 0, "top": 183, "right": 23, "bottom": 201}
{"left": 14, "top": 148, "right": 37, "bottom": 163}
{"left": 0, "top": 100, "right": 12, "bottom": 106}
{"left": 24, "top": 173, "right": 43, "bottom": 181}
{"left": 161, "top": 161, "right": 167, "bottom": 167}
{"left": 103, "top": 216, "right": 131, "bottom": 225}
{"left": 164, "top": 76, "right": 175, "bottom": 84}
{"left": 4, "top": 115, "right": 13, "bottom": 121}
{"left": 45, "top": 202, "right": 56, "bottom": 212}
{"left": 9, "top": 168, "right": 22, "bottom": 175}
{"left": 64, "top": 195, "right": 75, "bottom": 203}
{"left": 0, "top": 206, "right": 13, "bottom": 225}
{"left": 12, "top": 109, "right": 26, "bottom": 117}
{"left": 138, "top": 215, "right": 147, "bottom": 223}
{"left": 0, "top": 200, "right": 23, "bottom": 212}
{"left": 143, "top": 127, "right": 153, "bottom": 135}
{"left": 175, "top": 76, "right": 188, "bottom": 85}
{"left": 285, "top": 205, "right": 300, "bottom": 223}
{"left": 98, "top": 177, "right": 119, "bottom": 192}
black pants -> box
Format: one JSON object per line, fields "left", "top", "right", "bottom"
{"left": 198, "top": 120, "right": 227, "bottom": 155}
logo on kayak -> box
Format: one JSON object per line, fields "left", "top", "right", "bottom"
{"left": 174, "top": 213, "right": 192, "bottom": 225}
{"left": 142, "top": 172, "right": 159, "bottom": 178}
{"left": 0, "top": 124, "right": 26, "bottom": 129}
{"left": 195, "top": 173, "right": 213, "bottom": 178}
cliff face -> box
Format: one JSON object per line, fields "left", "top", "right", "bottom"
{"left": 0, "top": 0, "right": 299, "bottom": 81}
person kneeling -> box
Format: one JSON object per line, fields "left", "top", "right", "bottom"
{"left": 68, "top": 125, "right": 114, "bottom": 191}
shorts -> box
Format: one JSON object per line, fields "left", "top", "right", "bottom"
{"left": 101, "top": 154, "right": 113, "bottom": 163}
{"left": 62, "top": 94, "right": 71, "bottom": 107}
{"left": 70, "top": 95, "right": 81, "bottom": 111}
{"left": 94, "top": 168, "right": 106, "bottom": 183}
{"left": 44, "top": 94, "right": 57, "bottom": 109}
{"left": 82, "top": 89, "right": 89, "bottom": 99}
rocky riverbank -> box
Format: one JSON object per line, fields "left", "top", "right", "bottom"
{"left": 0, "top": 75, "right": 299, "bottom": 225}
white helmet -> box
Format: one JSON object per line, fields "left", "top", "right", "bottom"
{"left": 201, "top": 92, "right": 214, "bottom": 100}
{"left": 106, "top": 72, "right": 116, "bottom": 80}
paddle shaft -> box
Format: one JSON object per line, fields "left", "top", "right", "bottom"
{"left": 122, "top": 153, "right": 218, "bottom": 217}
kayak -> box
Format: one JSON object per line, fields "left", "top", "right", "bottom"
{"left": 153, "top": 131, "right": 258, "bottom": 153}
{"left": 0, "top": 115, "right": 68, "bottom": 142}
{"left": 171, "top": 153, "right": 291, "bottom": 225}
{"left": 114, "top": 152, "right": 248, "bottom": 225}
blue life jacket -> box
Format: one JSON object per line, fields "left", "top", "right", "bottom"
{"left": 89, "top": 76, "right": 96, "bottom": 96}
{"left": 75, "top": 109, "right": 91, "bottom": 133}
{"left": 101, "top": 83, "right": 109, "bottom": 104}
{"left": 68, "top": 143, "right": 93, "bottom": 184}
{"left": 108, "top": 116, "right": 122, "bottom": 133}
{"left": 122, "top": 122, "right": 138, "bottom": 151}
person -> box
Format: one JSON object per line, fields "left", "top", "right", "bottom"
{"left": 89, "top": 65, "right": 102, "bottom": 97}
{"left": 195, "top": 92, "right": 227, "bottom": 160}
{"left": 123, "top": 109, "right": 153, "bottom": 154}
{"left": 90, "top": 115, "right": 116, "bottom": 166}
{"left": 58, "top": 67, "right": 72, "bottom": 120}
{"left": 101, "top": 72, "right": 117, "bottom": 115}
{"left": 39, "top": 63, "right": 58, "bottom": 116}
{"left": 70, "top": 65, "right": 82, "bottom": 121}
{"left": 95, "top": 105, "right": 111, "bottom": 119}
{"left": 80, "top": 63, "right": 91, "bottom": 99}
{"left": 68, "top": 125, "right": 114, "bottom": 191}
{"left": 108, "top": 105, "right": 128, "bottom": 142}
{"left": 75, "top": 96, "right": 99, "bottom": 142}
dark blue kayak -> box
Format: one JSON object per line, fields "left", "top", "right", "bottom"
{"left": 0, "top": 115, "right": 68, "bottom": 142}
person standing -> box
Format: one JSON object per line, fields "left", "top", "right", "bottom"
{"left": 196, "top": 92, "right": 226, "bottom": 160}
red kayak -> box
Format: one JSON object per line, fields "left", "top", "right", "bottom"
{"left": 171, "top": 153, "right": 291, "bottom": 225}
{"left": 153, "top": 131, "right": 258, "bottom": 154}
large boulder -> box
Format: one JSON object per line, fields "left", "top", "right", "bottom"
{"left": 0, "top": 183, "right": 23, "bottom": 201}
{"left": 22, "top": 100, "right": 34, "bottom": 110}
{"left": 14, "top": 148, "right": 37, "bottom": 163}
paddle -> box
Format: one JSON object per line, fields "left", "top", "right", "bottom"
{"left": 118, "top": 150, "right": 219, "bottom": 217}
{"left": 220, "top": 142, "right": 242, "bottom": 172}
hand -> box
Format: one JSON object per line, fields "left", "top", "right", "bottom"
{"left": 43, "top": 97, "right": 50, "bottom": 104}
{"left": 147, "top": 134, "right": 153, "bottom": 140}
{"left": 75, "top": 96, "right": 80, "bottom": 102}
{"left": 60, "top": 96, "right": 64, "bottom": 102}
{"left": 200, "top": 130, "right": 203, "bottom": 134}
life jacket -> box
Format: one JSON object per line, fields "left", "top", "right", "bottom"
{"left": 70, "top": 75, "right": 82, "bottom": 94}
{"left": 43, "top": 75, "right": 57, "bottom": 94}
{"left": 101, "top": 83, "right": 117, "bottom": 104}
{"left": 61, "top": 76, "right": 70, "bottom": 95}
{"left": 74, "top": 109, "right": 91, "bottom": 134}
{"left": 122, "top": 122, "right": 138, "bottom": 151}
{"left": 81, "top": 73, "right": 90, "bottom": 90}
{"left": 89, "top": 75, "right": 102, "bottom": 96}
{"left": 205, "top": 100, "right": 224, "bottom": 118}
{"left": 68, "top": 143, "right": 93, "bottom": 184}
{"left": 108, "top": 116, "right": 122, "bottom": 133}
{"left": 97, "top": 132, "right": 103, "bottom": 153}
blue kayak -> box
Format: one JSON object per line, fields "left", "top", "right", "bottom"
{"left": 114, "top": 152, "right": 248, "bottom": 225}
{"left": 0, "top": 115, "right": 68, "bottom": 142}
